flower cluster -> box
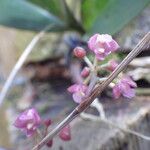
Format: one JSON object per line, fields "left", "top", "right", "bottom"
{"left": 14, "top": 108, "right": 71, "bottom": 148}
{"left": 14, "top": 33, "right": 137, "bottom": 148}
{"left": 68, "top": 33, "right": 137, "bottom": 103}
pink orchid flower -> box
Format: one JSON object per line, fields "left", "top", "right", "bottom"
{"left": 14, "top": 108, "right": 41, "bottom": 137}
{"left": 88, "top": 34, "right": 119, "bottom": 60}
{"left": 67, "top": 84, "right": 88, "bottom": 103}
{"left": 113, "top": 76, "right": 137, "bottom": 99}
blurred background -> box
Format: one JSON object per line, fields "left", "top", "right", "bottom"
{"left": 0, "top": 0, "right": 150, "bottom": 149}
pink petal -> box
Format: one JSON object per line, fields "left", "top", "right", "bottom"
{"left": 96, "top": 34, "right": 119, "bottom": 53}
{"left": 96, "top": 34, "right": 112, "bottom": 43}
{"left": 72, "top": 92, "right": 83, "bottom": 103}
{"left": 26, "top": 128, "right": 36, "bottom": 137}
{"left": 67, "top": 84, "right": 87, "bottom": 93}
{"left": 122, "top": 76, "right": 137, "bottom": 88}
{"left": 80, "top": 84, "right": 88, "bottom": 93}
{"left": 14, "top": 117, "right": 27, "bottom": 128}
{"left": 14, "top": 110, "right": 33, "bottom": 128}
{"left": 32, "top": 109, "right": 41, "bottom": 125}
{"left": 123, "top": 88, "right": 135, "bottom": 99}
{"left": 113, "top": 84, "right": 121, "bottom": 99}
{"left": 88, "top": 34, "right": 99, "bottom": 51}
{"left": 67, "top": 84, "right": 79, "bottom": 93}
{"left": 96, "top": 55, "right": 105, "bottom": 61}
{"left": 94, "top": 49, "right": 106, "bottom": 60}
{"left": 109, "top": 40, "right": 120, "bottom": 52}
{"left": 119, "top": 82, "right": 135, "bottom": 99}
{"left": 102, "top": 42, "right": 112, "bottom": 54}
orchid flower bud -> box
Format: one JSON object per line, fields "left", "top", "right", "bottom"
{"left": 44, "top": 119, "right": 52, "bottom": 127}
{"left": 81, "top": 67, "right": 90, "bottom": 78}
{"left": 59, "top": 125, "right": 71, "bottom": 141}
{"left": 73, "top": 46, "right": 86, "bottom": 58}
{"left": 46, "top": 140, "right": 53, "bottom": 147}
{"left": 107, "top": 60, "right": 118, "bottom": 71}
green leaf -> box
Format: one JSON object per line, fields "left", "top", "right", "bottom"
{"left": 82, "top": 0, "right": 109, "bottom": 30}
{"left": 28, "top": 0, "right": 65, "bottom": 19}
{"left": 0, "top": 0, "right": 65, "bottom": 31}
{"left": 82, "top": 0, "right": 150, "bottom": 35}
{"left": 29, "top": 0, "right": 85, "bottom": 33}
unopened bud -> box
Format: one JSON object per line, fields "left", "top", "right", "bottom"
{"left": 44, "top": 119, "right": 51, "bottom": 127}
{"left": 46, "top": 140, "right": 53, "bottom": 147}
{"left": 107, "top": 60, "right": 118, "bottom": 71}
{"left": 59, "top": 125, "right": 71, "bottom": 141}
{"left": 73, "top": 47, "right": 86, "bottom": 58}
{"left": 81, "top": 67, "right": 90, "bottom": 78}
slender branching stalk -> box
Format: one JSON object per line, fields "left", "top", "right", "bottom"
{"left": 0, "top": 25, "right": 54, "bottom": 106}
{"left": 90, "top": 98, "right": 106, "bottom": 119}
{"left": 81, "top": 98, "right": 150, "bottom": 141}
{"left": 32, "top": 32, "right": 150, "bottom": 150}
{"left": 80, "top": 110, "right": 150, "bottom": 141}
{"left": 84, "top": 56, "right": 94, "bottom": 69}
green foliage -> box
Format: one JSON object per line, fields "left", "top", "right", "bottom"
{"left": 28, "top": 0, "right": 65, "bottom": 19}
{"left": 0, "top": 0, "right": 65, "bottom": 31}
{"left": 81, "top": 0, "right": 109, "bottom": 30}
{"left": 28, "top": 0, "right": 85, "bottom": 33}
{"left": 82, "top": 0, "right": 150, "bottom": 35}
{"left": 0, "top": 0, "right": 149, "bottom": 34}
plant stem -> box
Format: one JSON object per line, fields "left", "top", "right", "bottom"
{"left": 91, "top": 98, "right": 106, "bottom": 119}
{"left": 84, "top": 56, "right": 94, "bottom": 69}
{"left": 32, "top": 32, "right": 150, "bottom": 150}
